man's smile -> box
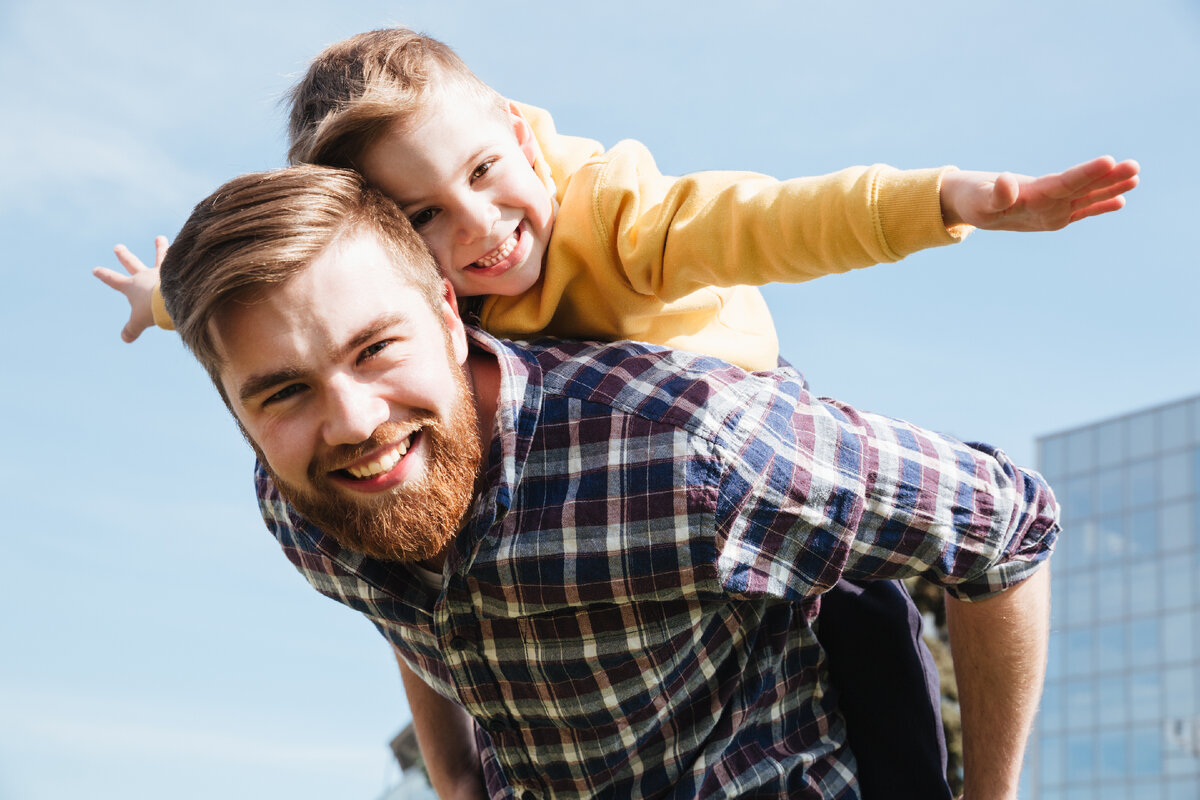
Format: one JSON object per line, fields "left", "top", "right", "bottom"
{"left": 331, "top": 430, "right": 422, "bottom": 491}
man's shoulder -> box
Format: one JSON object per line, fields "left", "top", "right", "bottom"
{"left": 511, "top": 336, "right": 802, "bottom": 436}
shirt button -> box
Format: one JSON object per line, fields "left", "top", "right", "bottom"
{"left": 449, "top": 636, "right": 469, "bottom": 651}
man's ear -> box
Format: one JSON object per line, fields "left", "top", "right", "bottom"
{"left": 439, "top": 279, "right": 470, "bottom": 365}
{"left": 508, "top": 102, "right": 541, "bottom": 167}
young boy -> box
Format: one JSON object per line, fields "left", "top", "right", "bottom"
{"left": 99, "top": 29, "right": 1137, "bottom": 364}
{"left": 95, "top": 27, "right": 1136, "bottom": 798}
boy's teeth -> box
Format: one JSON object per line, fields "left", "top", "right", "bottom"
{"left": 347, "top": 436, "right": 412, "bottom": 479}
{"left": 473, "top": 231, "right": 518, "bottom": 268}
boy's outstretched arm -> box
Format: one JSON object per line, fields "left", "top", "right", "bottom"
{"left": 940, "top": 156, "right": 1139, "bottom": 231}
{"left": 93, "top": 235, "right": 169, "bottom": 342}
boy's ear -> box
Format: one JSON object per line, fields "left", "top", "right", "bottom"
{"left": 438, "top": 278, "right": 470, "bottom": 365}
{"left": 508, "top": 102, "right": 540, "bottom": 167}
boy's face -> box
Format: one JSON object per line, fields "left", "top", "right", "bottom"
{"left": 358, "top": 91, "right": 555, "bottom": 298}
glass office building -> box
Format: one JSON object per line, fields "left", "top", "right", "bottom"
{"left": 1022, "top": 395, "right": 1200, "bottom": 800}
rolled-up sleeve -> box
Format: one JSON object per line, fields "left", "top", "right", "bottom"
{"left": 714, "top": 378, "right": 1059, "bottom": 604}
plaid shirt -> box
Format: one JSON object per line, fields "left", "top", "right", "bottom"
{"left": 256, "top": 329, "right": 1058, "bottom": 799}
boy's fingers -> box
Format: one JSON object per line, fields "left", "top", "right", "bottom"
{"left": 1069, "top": 195, "right": 1126, "bottom": 224}
{"left": 93, "top": 266, "right": 128, "bottom": 290}
{"left": 154, "top": 235, "right": 170, "bottom": 266}
{"left": 1073, "top": 175, "right": 1139, "bottom": 209}
{"left": 112, "top": 243, "right": 147, "bottom": 274}
{"left": 1108, "top": 159, "right": 1140, "bottom": 180}
{"left": 1050, "top": 156, "right": 1118, "bottom": 198}
{"left": 1058, "top": 156, "right": 1140, "bottom": 199}
{"left": 1097, "top": 160, "right": 1140, "bottom": 191}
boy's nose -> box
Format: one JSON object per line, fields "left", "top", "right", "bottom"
{"left": 455, "top": 195, "right": 499, "bottom": 244}
{"left": 321, "top": 378, "right": 390, "bottom": 447}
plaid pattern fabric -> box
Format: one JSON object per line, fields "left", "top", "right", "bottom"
{"left": 257, "top": 329, "right": 1059, "bottom": 799}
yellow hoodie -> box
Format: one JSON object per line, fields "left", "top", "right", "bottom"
{"left": 155, "top": 103, "right": 968, "bottom": 372}
{"left": 477, "top": 103, "right": 968, "bottom": 370}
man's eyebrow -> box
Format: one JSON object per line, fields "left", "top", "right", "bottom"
{"left": 236, "top": 312, "right": 413, "bottom": 405}
{"left": 345, "top": 312, "right": 410, "bottom": 352}
{"left": 238, "top": 366, "right": 305, "bottom": 405}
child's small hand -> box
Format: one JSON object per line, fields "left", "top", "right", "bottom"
{"left": 93, "top": 235, "right": 169, "bottom": 342}
{"left": 941, "top": 156, "right": 1140, "bottom": 231}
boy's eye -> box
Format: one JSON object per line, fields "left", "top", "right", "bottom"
{"left": 471, "top": 159, "right": 496, "bottom": 181}
{"left": 263, "top": 383, "right": 305, "bottom": 407}
{"left": 410, "top": 208, "right": 439, "bottom": 228}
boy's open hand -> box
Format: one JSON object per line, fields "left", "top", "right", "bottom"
{"left": 93, "top": 235, "right": 168, "bottom": 342}
{"left": 941, "top": 156, "right": 1139, "bottom": 231}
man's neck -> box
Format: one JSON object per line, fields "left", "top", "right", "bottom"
{"left": 465, "top": 350, "right": 500, "bottom": 451}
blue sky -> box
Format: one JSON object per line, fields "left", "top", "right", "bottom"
{"left": 2, "top": 1, "right": 1197, "bottom": 798}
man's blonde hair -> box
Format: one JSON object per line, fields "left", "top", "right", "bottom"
{"left": 287, "top": 27, "right": 508, "bottom": 169}
{"left": 159, "top": 165, "right": 444, "bottom": 392}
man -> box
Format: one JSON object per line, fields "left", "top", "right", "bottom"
{"left": 160, "top": 165, "right": 1057, "bottom": 800}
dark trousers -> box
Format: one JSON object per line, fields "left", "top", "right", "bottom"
{"left": 816, "top": 579, "right": 953, "bottom": 800}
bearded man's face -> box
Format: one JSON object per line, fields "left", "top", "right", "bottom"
{"left": 262, "top": 392, "right": 480, "bottom": 562}
{"left": 214, "top": 230, "right": 482, "bottom": 562}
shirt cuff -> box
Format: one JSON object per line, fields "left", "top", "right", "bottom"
{"left": 151, "top": 283, "right": 175, "bottom": 330}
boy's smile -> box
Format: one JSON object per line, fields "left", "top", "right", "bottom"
{"left": 469, "top": 219, "right": 534, "bottom": 277}
{"left": 358, "top": 89, "right": 555, "bottom": 299}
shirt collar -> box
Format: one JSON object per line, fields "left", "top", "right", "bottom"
{"left": 447, "top": 328, "right": 544, "bottom": 569}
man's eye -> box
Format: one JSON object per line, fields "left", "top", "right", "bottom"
{"left": 471, "top": 159, "right": 495, "bottom": 181}
{"left": 360, "top": 340, "right": 391, "bottom": 361}
{"left": 410, "top": 208, "right": 439, "bottom": 228}
{"left": 264, "top": 384, "right": 305, "bottom": 406}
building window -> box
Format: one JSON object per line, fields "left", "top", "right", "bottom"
{"left": 1130, "top": 723, "right": 1164, "bottom": 777}
{"left": 1158, "top": 403, "right": 1190, "bottom": 450}
{"left": 1159, "top": 451, "right": 1193, "bottom": 502}
{"left": 1097, "top": 419, "right": 1126, "bottom": 467}
{"left": 1130, "top": 670, "right": 1163, "bottom": 724}
{"left": 1029, "top": 397, "right": 1200, "bottom": 799}
{"left": 1129, "top": 507, "right": 1159, "bottom": 557}
{"left": 1129, "top": 413, "right": 1158, "bottom": 460}
{"left": 1066, "top": 732, "right": 1096, "bottom": 781}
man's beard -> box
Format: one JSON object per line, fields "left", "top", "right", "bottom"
{"left": 260, "top": 366, "right": 483, "bottom": 563}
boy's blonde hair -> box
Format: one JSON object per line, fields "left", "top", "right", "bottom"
{"left": 287, "top": 27, "right": 509, "bottom": 170}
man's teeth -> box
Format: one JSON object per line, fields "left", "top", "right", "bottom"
{"left": 473, "top": 231, "right": 518, "bottom": 268}
{"left": 347, "top": 437, "right": 411, "bottom": 479}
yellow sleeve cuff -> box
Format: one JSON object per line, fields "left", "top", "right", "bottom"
{"left": 151, "top": 282, "right": 175, "bottom": 330}
{"left": 874, "top": 166, "right": 972, "bottom": 259}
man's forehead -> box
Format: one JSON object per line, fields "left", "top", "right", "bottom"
{"left": 210, "top": 231, "right": 433, "bottom": 381}
{"left": 216, "top": 228, "right": 419, "bottom": 316}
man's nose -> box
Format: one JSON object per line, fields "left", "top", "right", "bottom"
{"left": 321, "top": 377, "right": 389, "bottom": 446}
